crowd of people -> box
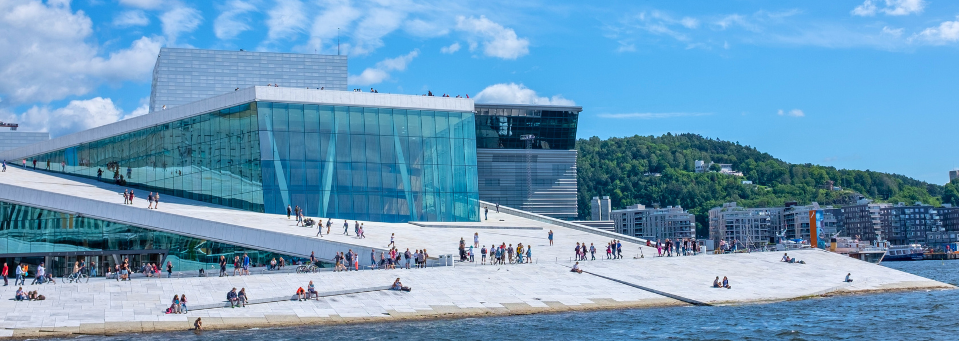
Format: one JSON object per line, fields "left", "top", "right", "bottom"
{"left": 15, "top": 287, "right": 45, "bottom": 301}
{"left": 650, "top": 238, "right": 700, "bottom": 257}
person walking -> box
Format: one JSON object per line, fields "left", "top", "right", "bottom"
{"left": 590, "top": 243, "right": 597, "bottom": 261}
{"left": 219, "top": 256, "right": 227, "bottom": 277}
{"left": 166, "top": 261, "right": 174, "bottom": 278}
{"left": 326, "top": 219, "right": 332, "bottom": 235}
{"left": 548, "top": 230, "right": 554, "bottom": 246}
{"left": 242, "top": 253, "right": 251, "bottom": 275}
{"left": 32, "top": 263, "right": 45, "bottom": 285}
{"left": 495, "top": 203, "right": 499, "bottom": 213}
{"left": 97, "top": 168, "right": 103, "bottom": 181}
{"left": 388, "top": 233, "right": 395, "bottom": 248}
{"left": 2, "top": 263, "right": 8, "bottom": 286}
{"left": 1, "top": 160, "right": 6, "bottom": 172}
{"left": 147, "top": 192, "right": 154, "bottom": 209}
{"left": 287, "top": 205, "right": 292, "bottom": 219}
{"left": 343, "top": 220, "right": 350, "bottom": 235}
{"left": 484, "top": 206, "right": 488, "bottom": 220}
{"left": 404, "top": 248, "right": 411, "bottom": 269}
{"left": 473, "top": 232, "right": 479, "bottom": 248}
{"left": 15, "top": 263, "right": 23, "bottom": 286}
{"left": 154, "top": 193, "right": 160, "bottom": 209}
{"left": 316, "top": 220, "right": 324, "bottom": 237}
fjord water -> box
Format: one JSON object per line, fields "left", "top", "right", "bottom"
{"left": 63, "top": 261, "right": 959, "bottom": 341}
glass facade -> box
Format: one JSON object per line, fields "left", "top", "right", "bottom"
{"left": 474, "top": 104, "right": 580, "bottom": 150}
{"left": 25, "top": 101, "right": 479, "bottom": 223}
{"left": 150, "top": 48, "right": 348, "bottom": 112}
{"left": 0, "top": 200, "right": 299, "bottom": 277}
{"left": 257, "top": 102, "right": 478, "bottom": 222}
{"left": 28, "top": 103, "right": 264, "bottom": 212}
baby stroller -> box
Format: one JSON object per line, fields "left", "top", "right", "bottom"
{"left": 303, "top": 218, "right": 316, "bottom": 228}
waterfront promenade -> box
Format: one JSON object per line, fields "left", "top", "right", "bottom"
{"left": 0, "top": 249, "right": 950, "bottom": 338}
{"left": 0, "top": 167, "right": 953, "bottom": 338}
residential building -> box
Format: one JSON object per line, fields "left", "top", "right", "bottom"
{"left": 612, "top": 204, "right": 695, "bottom": 241}
{"left": 590, "top": 196, "right": 611, "bottom": 221}
{"left": 882, "top": 202, "right": 937, "bottom": 246}
{"left": 694, "top": 160, "right": 742, "bottom": 176}
{"left": 708, "top": 202, "right": 782, "bottom": 247}
{"left": 474, "top": 104, "right": 580, "bottom": 220}
{"left": 841, "top": 200, "right": 891, "bottom": 242}
{"left": 932, "top": 205, "right": 959, "bottom": 250}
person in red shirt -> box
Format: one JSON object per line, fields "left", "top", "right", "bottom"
{"left": 2, "top": 263, "right": 8, "bottom": 286}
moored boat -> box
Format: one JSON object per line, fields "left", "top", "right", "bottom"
{"left": 829, "top": 237, "right": 887, "bottom": 264}
{"left": 885, "top": 244, "right": 925, "bottom": 261}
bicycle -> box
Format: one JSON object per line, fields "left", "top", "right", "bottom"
{"left": 65, "top": 272, "right": 89, "bottom": 283}
{"left": 295, "top": 264, "right": 319, "bottom": 273}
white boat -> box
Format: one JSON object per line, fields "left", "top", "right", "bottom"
{"left": 884, "top": 244, "right": 925, "bottom": 261}
{"left": 829, "top": 237, "right": 887, "bottom": 264}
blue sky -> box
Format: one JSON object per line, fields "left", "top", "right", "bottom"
{"left": 0, "top": 0, "right": 957, "bottom": 183}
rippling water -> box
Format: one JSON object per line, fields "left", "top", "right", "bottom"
{"left": 56, "top": 261, "right": 959, "bottom": 341}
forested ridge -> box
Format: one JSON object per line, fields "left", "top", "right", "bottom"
{"left": 576, "top": 133, "right": 957, "bottom": 237}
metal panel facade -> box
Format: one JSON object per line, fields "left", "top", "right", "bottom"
{"left": 150, "top": 48, "right": 348, "bottom": 112}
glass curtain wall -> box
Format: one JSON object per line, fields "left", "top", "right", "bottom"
{"left": 475, "top": 108, "right": 579, "bottom": 150}
{"left": 25, "top": 103, "right": 264, "bottom": 212}
{"left": 0, "top": 200, "right": 297, "bottom": 277}
{"left": 257, "top": 102, "right": 479, "bottom": 222}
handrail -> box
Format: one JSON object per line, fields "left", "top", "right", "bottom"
{"left": 479, "top": 201, "right": 649, "bottom": 245}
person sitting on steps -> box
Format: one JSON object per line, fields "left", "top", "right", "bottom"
{"left": 570, "top": 262, "right": 583, "bottom": 274}
{"left": 391, "top": 278, "right": 411, "bottom": 292}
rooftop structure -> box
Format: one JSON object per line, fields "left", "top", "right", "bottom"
{"left": 474, "top": 103, "right": 581, "bottom": 220}
{"left": 150, "top": 48, "right": 348, "bottom": 112}
{"left": 0, "top": 130, "right": 49, "bottom": 153}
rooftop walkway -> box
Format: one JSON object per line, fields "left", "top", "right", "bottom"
{"left": 0, "top": 167, "right": 649, "bottom": 263}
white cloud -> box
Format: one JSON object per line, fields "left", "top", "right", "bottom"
{"left": 265, "top": 0, "right": 307, "bottom": 42}
{"left": 852, "top": 0, "right": 879, "bottom": 16}
{"left": 0, "top": 1, "right": 162, "bottom": 104}
{"left": 348, "top": 49, "right": 419, "bottom": 86}
{"left": 350, "top": 7, "right": 409, "bottom": 55}
{"left": 455, "top": 16, "right": 529, "bottom": 59}
{"left": 113, "top": 10, "right": 149, "bottom": 27}
{"left": 304, "top": 1, "right": 362, "bottom": 54}
{"left": 474, "top": 83, "right": 575, "bottom": 106}
{"left": 883, "top": 0, "right": 925, "bottom": 15}
{"left": 441, "top": 42, "right": 460, "bottom": 54}
{"left": 913, "top": 17, "right": 959, "bottom": 45}
{"left": 214, "top": 0, "right": 258, "bottom": 40}
{"left": 881, "top": 26, "right": 904, "bottom": 37}
{"left": 852, "top": 0, "right": 925, "bottom": 16}
{"left": 10, "top": 98, "right": 123, "bottom": 137}
{"left": 160, "top": 6, "right": 203, "bottom": 45}
{"left": 597, "top": 112, "right": 711, "bottom": 119}
{"left": 680, "top": 17, "right": 699, "bottom": 29}
{"left": 404, "top": 18, "right": 449, "bottom": 38}
{"left": 119, "top": 0, "right": 163, "bottom": 10}
{"left": 778, "top": 109, "right": 805, "bottom": 117}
